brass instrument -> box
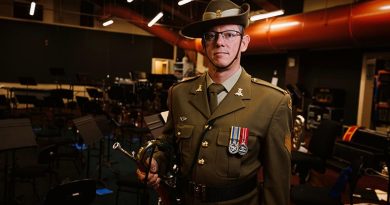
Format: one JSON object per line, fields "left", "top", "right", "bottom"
{"left": 112, "top": 140, "right": 181, "bottom": 205}
{"left": 292, "top": 115, "right": 305, "bottom": 150}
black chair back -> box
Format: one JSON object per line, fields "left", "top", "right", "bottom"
{"left": 43, "top": 179, "right": 96, "bottom": 205}
{"left": 309, "top": 119, "right": 342, "bottom": 159}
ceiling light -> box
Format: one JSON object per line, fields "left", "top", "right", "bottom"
{"left": 250, "top": 9, "right": 284, "bottom": 22}
{"left": 178, "top": 0, "right": 193, "bottom": 6}
{"left": 148, "top": 12, "right": 163, "bottom": 27}
{"left": 127, "top": 0, "right": 134, "bottom": 3}
{"left": 102, "top": 19, "right": 114, "bottom": 27}
{"left": 379, "top": 5, "right": 390, "bottom": 10}
{"left": 270, "top": 21, "right": 300, "bottom": 29}
{"left": 29, "top": 1, "right": 36, "bottom": 16}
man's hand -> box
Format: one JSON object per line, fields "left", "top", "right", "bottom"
{"left": 136, "top": 158, "right": 161, "bottom": 189}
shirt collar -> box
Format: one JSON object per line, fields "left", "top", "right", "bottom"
{"left": 206, "top": 67, "right": 242, "bottom": 92}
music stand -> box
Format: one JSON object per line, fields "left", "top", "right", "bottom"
{"left": 50, "top": 89, "right": 73, "bottom": 100}
{"left": 72, "top": 115, "right": 104, "bottom": 179}
{"left": 18, "top": 77, "right": 38, "bottom": 109}
{"left": 0, "top": 118, "right": 37, "bottom": 204}
{"left": 18, "top": 77, "right": 37, "bottom": 86}
{"left": 43, "top": 178, "right": 96, "bottom": 205}
{"left": 93, "top": 114, "right": 117, "bottom": 173}
{"left": 50, "top": 67, "right": 65, "bottom": 89}
{"left": 86, "top": 88, "right": 103, "bottom": 100}
{"left": 144, "top": 112, "right": 166, "bottom": 138}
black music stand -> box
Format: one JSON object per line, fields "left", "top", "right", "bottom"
{"left": 93, "top": 114, "right": 117, "bottom": 170}
{"left": 0, "top": 118, "right": 37, "bottom": 204}
{"left": 49, "top": 67, "right": 65, "bottom": 89}
{"left": 18, "top": 77, "right": 38, "bottom": 109}
{"left": 144, "top": 112, "right": 166, "bottom": 138}
{"left": 76, "top": 73, "right": 90, "bottom": 97}
{"left": 86, "top": 88, "right": 103, "bottom": 100}
{"left": 18, "top": 77, "right": 37, "bottom": 87}
{"left": 72, "top": 115, "right": 104, "bottom": 180}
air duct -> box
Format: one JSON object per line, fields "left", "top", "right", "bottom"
{"left": 106, "top": 0, "right": 390, "bottom": 54}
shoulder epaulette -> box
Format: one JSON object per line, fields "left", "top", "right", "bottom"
{"left": 251, "top": 77, "right": 288, "bottom": 95}
{"left": 170, "top": 75, "right": 201, "bottom": 88}
{"left": 181, "top": 75, "right": 200, "bottom": 82}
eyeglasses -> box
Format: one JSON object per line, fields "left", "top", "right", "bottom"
{"left": 203, "top": 30, "right": 242, "bottom": 42}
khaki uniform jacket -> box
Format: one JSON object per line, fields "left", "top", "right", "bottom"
{"left": 159, "top": 69, "right": 292, "bottom": 205}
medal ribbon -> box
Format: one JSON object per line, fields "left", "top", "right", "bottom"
{"left": 230, "top": 126, "right": 240, "bottom": 145}
{"left": 239, "top": 127, "right": 249, "bottom": 146}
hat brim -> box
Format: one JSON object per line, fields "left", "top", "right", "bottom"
{"left": 180, "top": 3, "right": 249, "bottom": 39}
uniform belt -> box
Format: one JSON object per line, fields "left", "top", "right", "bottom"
{"left": 185, "top": 176, "right": 257, "bottom": 202}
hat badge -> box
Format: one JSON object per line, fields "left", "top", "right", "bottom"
{"left": 216, "top": 9, "right": 222, "bottom": 18}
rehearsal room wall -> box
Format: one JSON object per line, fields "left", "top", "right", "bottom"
{"left": 0, "top": 18, "right": 174, "bottom": 84}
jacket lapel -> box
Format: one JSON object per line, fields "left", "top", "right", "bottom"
{"left": 188, "top": 74, "right": 211, "bottom": 118}
{"left": 209, "top": 70, "right": 252, "bottom": 121}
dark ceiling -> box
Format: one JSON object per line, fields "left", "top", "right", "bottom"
{"left": 89, "top": 0, "right": 303, "bottom": 30}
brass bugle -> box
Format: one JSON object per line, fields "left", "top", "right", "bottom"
{"left": 112, "top": 142, "right": 136, "bottom": 161}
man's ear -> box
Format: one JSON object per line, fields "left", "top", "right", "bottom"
{"left": 201, "top": 38, "right": 206, "bottom": 49}
{"left": 240, "top": 34, "right": 250, "bottom": 52}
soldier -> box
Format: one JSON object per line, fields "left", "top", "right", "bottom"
{"left": 137, "top": 0, "right": 292, "bottom": 204}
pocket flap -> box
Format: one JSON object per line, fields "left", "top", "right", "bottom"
{"left": 176, "top": 124, "right": 194, "bottom": 139}
{"left": 217, "top": 131, "right": 230, "bottom": 146}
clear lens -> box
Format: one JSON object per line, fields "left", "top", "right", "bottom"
{"left": 203, "top": 30, "right": 242, "bottom": 42}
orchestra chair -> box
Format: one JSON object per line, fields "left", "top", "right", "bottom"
{"left": 292, "top": 119, "right": 342, "bottom": 183}
{"left": 115, "top": 174, "right": 149, "bottom": 205}
{"left": 76, "top": 96, "right": 103, "bottom": 115}
{"left": 10, "top": 144, "right": 59, "bottom": 200}
{"left": 35, "top": 126, "right": 83, "bottom": 176}
{"left": 42, "top": 178, "right": 96, "bottom": 205}
{"left": 0, "top": 94, "right": 11, "bottom": 118}
{"left": 291, "top": 157, "right": 365, "bottom": 205}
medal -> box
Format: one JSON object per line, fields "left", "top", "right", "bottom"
{"left": 238, "top": 144, "right": 248, "bottom": 156}
{"left": 229, "top": 143, "right": 239, "bottom": 154}
{"left": 229, "top": 126, "right": 240, "bottom": 154}
{"left": 238, "top": 127, "right": 249, "bottom": 155}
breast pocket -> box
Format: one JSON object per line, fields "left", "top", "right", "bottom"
{"left": 215, "top": 131, "right": 241, "bottom": 178}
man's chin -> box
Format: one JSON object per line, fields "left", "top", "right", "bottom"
{"left": 214, "top": 66, "right": 229, "bottom": 72}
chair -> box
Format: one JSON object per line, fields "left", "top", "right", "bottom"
{"left": 0, "top": 94, "right": 11, "bottom": 118}
{"left": 290, "top": 157, "right": 365, "bottom": 205}
{"left": 292, "top": 119, "right": 342, "bottom": 183}
{"left": 42, "top": 178, "right": 96, "bottom": 205}
{"left": 115, "top": 174, "right": 149, "bottom": 205}
{"left": 11, "top": 144, "right": 59, "bottom": 199}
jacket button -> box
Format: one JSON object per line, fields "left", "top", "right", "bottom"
{"left": 201, "top": 141, "right": 209, "bottom": 148}
{"left": 177, "top": 131, "right": 181, "bottom": 136}
{"left": 198, "top": 158, "right": 205, "bottom": 165}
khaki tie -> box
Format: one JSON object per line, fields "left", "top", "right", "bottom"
{"left": 208, "top": 83, "right": 225, "bottom": 113}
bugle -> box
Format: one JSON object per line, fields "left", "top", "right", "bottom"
{"left": 112, "top": 140, "right": 182, "bottom": 205}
